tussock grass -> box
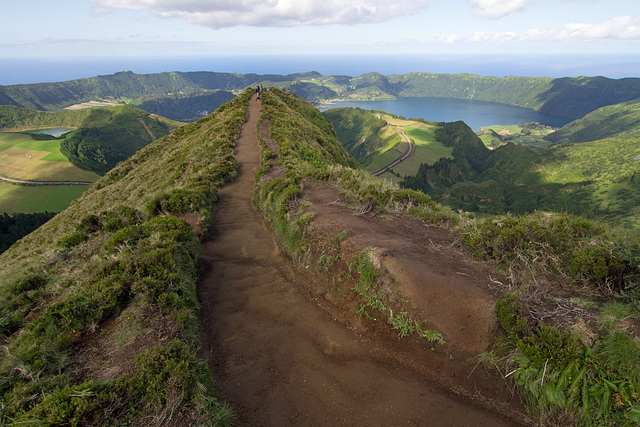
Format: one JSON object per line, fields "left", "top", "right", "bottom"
{"left": 255, "top": 88, "right": 640, "bottom": 425}
{"left": 0, "top": 89, "right": 253, "bottom": 425}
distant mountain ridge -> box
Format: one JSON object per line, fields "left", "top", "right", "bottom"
{"left": 2, "top": 70, "right": 640, "bottom": 121}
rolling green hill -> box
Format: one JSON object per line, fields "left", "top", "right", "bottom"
{"left": 402, "top": 132, "right": 640, "bottom": 227}
{"left": 0, "top": 88, "right": 638, "bottom": 425}
{"left": 3, "top": 71, "right": 640, "bottom": 122}
{"left": 322, "top": 107, "right": 396, "bottom": 166}
{"left": 327, "top": 102, "right": 640, "bottom": 228}
{"left": 133, "top": 90, "right": 235, "bottom": 122}
{"left": 323, "top": 108, "right": 454, "bottom": 180}
{"left": 546, "top": 97, "right": 640, "bottom": 144}
{"left": 1, "top": 104, "right": 184, "bottom": 176}
{"left": 60, "top": 105, "right": 182, "bottom": 175}
{"left": 0, "top": 89, "right": 253, "bottom": 425}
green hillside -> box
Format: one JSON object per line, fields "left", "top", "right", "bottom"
{"left": 1, "top": 105, "right": 183, "bottom": 176}
{"left": 546, "top": 97, "right": 640, "bottom": 144}
{"left": 3, "top": 70, "right": 640, "bottom": 122}
{"left": 133, "top": 90, "right": 236, "bottom": 122}
{"left": 60, "top": 105, "right": 182, "bottom": 175}
{"left": 255, "top": 90, "right": 640, "bottom": 426}
{"left": 402, "top": 132, "right": 640, "bottom": 227}
{"left": 0, "top": 70, "right": 323, "bottom": 111}
{"left": 0, "top": 89, "right": 638, "bottom": 425}
{"left": 0, "top": 105, "right": 98, "bottom": 130}
{"left": 0, "top": 90, "right": 252, "bottom": 425}
{"left": 322, "top": 107, "right": 397, "bottom": 166}
{"left": 325, "top": 101, "right": 640, "bottom": 228}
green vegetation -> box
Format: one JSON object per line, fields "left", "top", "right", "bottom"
{"left": 461, "top": 211, "right": 640, "bottom": 424}
{"left": 0, "top": 183, "right": 91, "bottom": 213}
{"left": 133, "top": 90, "right": 235, "bottom": 122}
{"left": 0, "top": 89, "right": 252, "bottom": 425}
{"left": 0, "top": 211, "right": 56, "bottom": 253}
{"left": 254, "top": 89, "right": 454, "bottom": 349}
{"left": 60, "top": 105, "right": 181, "bottom": 175}
{"left": 477, "top": 123, "right": 555, "bottom": 148}
{"left": 400, "top": 110, "right": 640, "bottom": 228}
{"left": 0, "top": 131, "right": 100, "bottom": 183}
{"left": 322, "top": 107, "right": 397, "bottom": 166}
{"left": 322, "top": 109, "right": 453, "bottom": 181}
{"left": 0, "top": 105, "right": 96, "bottom": 130}
{"left": 3, "top": 70, "right": 640, "bottom": 122}
{"left": 388, "top": 73, "right": 640, "bottom": 120}
{"left": 546, "top": 97, "right": 640, "bottom": 145}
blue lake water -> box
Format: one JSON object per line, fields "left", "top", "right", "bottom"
{"left": 25, "top": 127, "right": 71, "bottom": 137}
{"left": 321, "top": 97, "right": 572, "bottom": 131}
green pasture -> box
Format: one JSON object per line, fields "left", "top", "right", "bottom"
{"left": 404, "top": 127, "right": 437, "bottom": 145}
{"left": 477, "top": 124, "right": 554, "bottom": 148}
{"left": 0, "top": 182, "right": 90, "bottom": 213}
{"left": 0, "top": 132, "right": 99, "bottom": 182}
{"left": 367, "top": 148, "right": 402, "bottom": 172}
{"left": 0, "top": 132, "right": 66, "bottom": 161}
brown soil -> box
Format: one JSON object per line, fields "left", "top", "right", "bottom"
{"left": 198, "top": 95, "right": 527, "bottom": 426}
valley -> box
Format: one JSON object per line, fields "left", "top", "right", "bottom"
{"left": 0, "top": 73, "right": 639, "bottom": 426}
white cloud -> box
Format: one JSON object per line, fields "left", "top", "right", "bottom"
{"left": 442, "top": 15, "right": 640, "bottom": 44}
{"left": 469, "top": 0, "right": 539, "bottom": 18}
{"left": 544, "top": 16, "right": 640, "bottom": 41}
{"left": 91, "top": 0, "right": 428, "bottom": 28}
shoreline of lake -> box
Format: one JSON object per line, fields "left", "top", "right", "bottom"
{"left": 320, "top": 96, "right": 572, "bottom": 131}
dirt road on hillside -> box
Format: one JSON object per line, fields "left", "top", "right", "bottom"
{"left": 198, "top": 95, "right": 521, "bottom": 426}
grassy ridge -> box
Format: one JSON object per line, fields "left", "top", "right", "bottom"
{"left": 547, "top": 98, "right": 640, "bottom": 145}
{"left": 0, "top": 89, "right": 252, "bottom": 425}
{"left": 3, "top": 71, "right": 640, "bottom": 122}
{"left": 255, "top": 88, "right": 452, "bottom": 348}
{"left": 255, "top": 92, "right": 640, "bottom": 426}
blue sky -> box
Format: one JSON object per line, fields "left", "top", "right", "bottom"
{"left": 2, "top": 0, "right": 640, "bottom": 58}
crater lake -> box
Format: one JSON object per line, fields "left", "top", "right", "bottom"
{"left": 320, "top": 97, "right": 572, "bottom": 131}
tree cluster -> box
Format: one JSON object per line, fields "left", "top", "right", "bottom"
{"left": 0, "top": 212, "right": 56, "bottom": 254}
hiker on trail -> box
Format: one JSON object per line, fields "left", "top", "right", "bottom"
{"left": 260, "top": 84, "right": 264, "bottom": 93}
{"left": 256, "top": 86, "right": 260, "bottom": 94}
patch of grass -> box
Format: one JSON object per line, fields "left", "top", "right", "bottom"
{"left": 0, "top": 182, "right": 91, "bottom": 213}
{"left": 495, "top": 292, "right": 640, "bottom": 425}
{"left": 0, "top": 89, "right": 253, "bottom": 425}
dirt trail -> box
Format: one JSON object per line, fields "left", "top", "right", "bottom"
{"left": 198, "top": 95, "right": 520, "bottom": 426}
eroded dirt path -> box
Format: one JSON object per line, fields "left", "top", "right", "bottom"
{"left": 198, "top": 96, "right": 519, "bottom": 426}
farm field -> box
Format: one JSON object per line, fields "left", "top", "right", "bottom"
{"left": 368, "top": 116, "right": 453, "bottom": 180}
{"left": 477, "top": 123, "right": 555, "bottom": 148}
{"left": 0, "top": 132, "right": 100, "bottom": 182}
{"left": 0, "top": 182, "right": 90, "bottom": 213}
{"left": 0, "top": 131, "right": 99, "bottom": 212}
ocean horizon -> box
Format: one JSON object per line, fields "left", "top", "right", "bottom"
{"left": 1, "top": 53, "right": 639, "bottom": 86}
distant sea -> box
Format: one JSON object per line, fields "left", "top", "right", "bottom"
{"left": 1, "top": 54, "right": 639, "bottom": 85}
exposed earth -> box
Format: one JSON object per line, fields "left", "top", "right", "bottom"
{"left": 198, "top": 95, "right": 528, "bottom": 426}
